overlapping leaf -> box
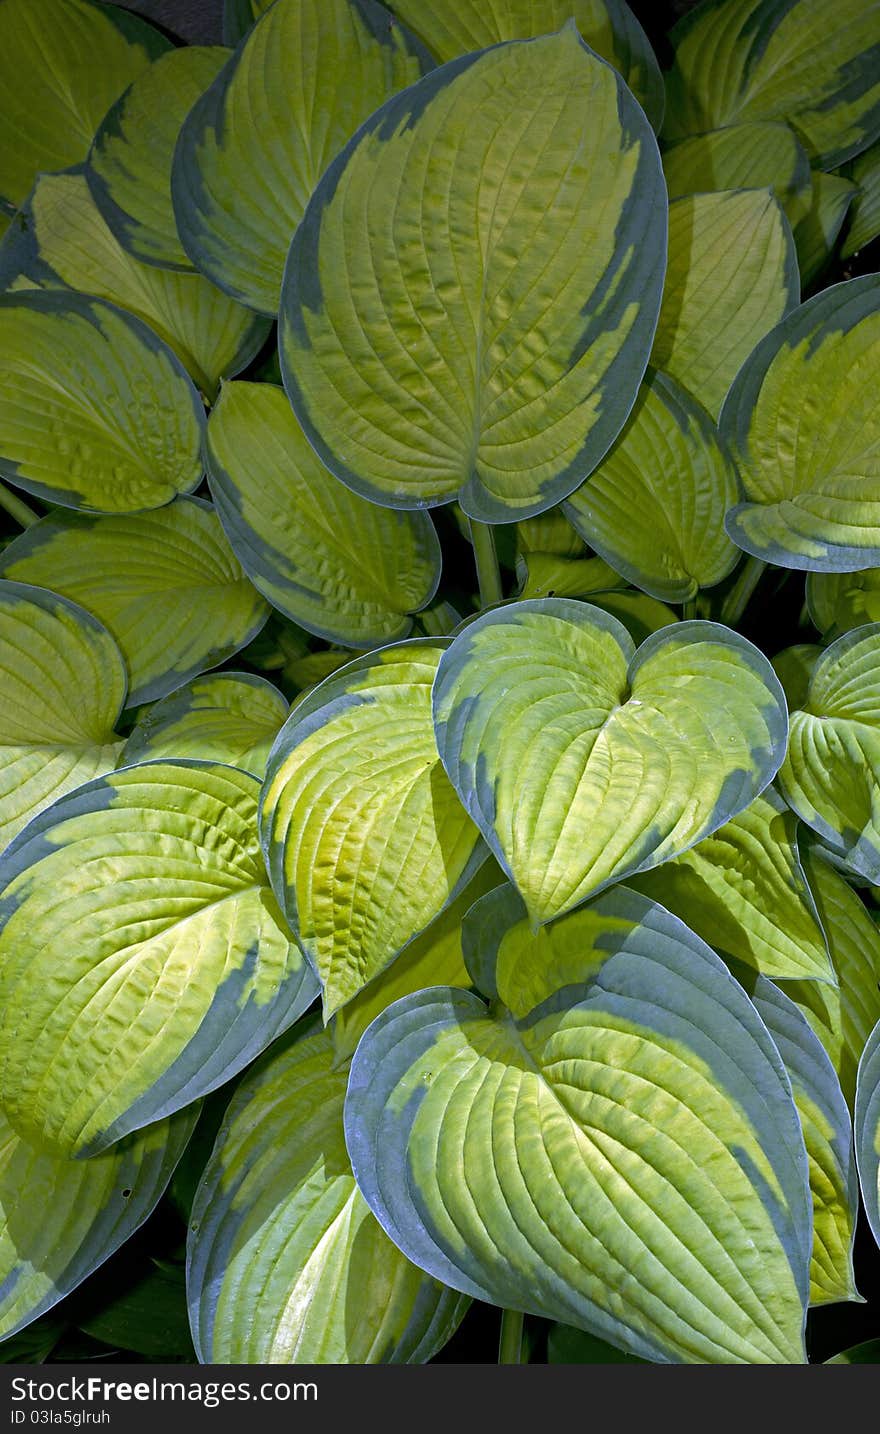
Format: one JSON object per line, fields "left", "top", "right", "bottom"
{"left": 0, "top": 761, "right": 319, "bottom": 1158}
{"left": 260, "top": 643, "right": 484, "bottom": 1018}
{"left": 345, "top": 884, "right": 811, "bottom": 1363}
{"left": 841, "top": 141, "right": 880, "bottom": 258}
{"left": 281, "top": 26, "right": 667, "bottom": 521}
{"left": 808, "top": 570, "right": 880, "bottom": 636}
{"left": 205, "top": 382, "right": 441, "bottom": 646}
{"left": 0, "top": 498, "right": 270, "bottom": 706}
{"left": 854, "top": 1018, "right": 880, "bottom": 1251}
{"left": 123, "top": 673, "right": 288, "bottom": 777}
{"left": 432, "top": 599, "right": 787, "bottom": 924}
{"left": 771, "top": 645, "right": 823, "bottom": 711}
{"left": 662, "top": 122, "right": 811, "bottom": 226}
{"left": 792, "top": 173, "right": 857, "bottom": 288}
{"left": 516, "top": 554, "right": 623, "bottom": 601}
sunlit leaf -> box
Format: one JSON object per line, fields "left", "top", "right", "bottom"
{"left": 808, "top": 569, "right": 880, "bottom": 636}
{"left": 123, "top": 672, "right": 288, "bottom": 777}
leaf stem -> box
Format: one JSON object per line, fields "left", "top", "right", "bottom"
{"left": 469, "top": 519, "right": 503, "bottom": 609}
{"left": 719, "top": 556, "right": 766, "bottom": 626}
{"left": 498, "top": 1308, "right": 524, "bottom": 1364}
{"left": 0, "top": 480, "right": 39, "bottom": 528}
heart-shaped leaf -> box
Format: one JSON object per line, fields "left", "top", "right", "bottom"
{"left": 0, "top": 498, "right": 270, "bottom": 706}
{"left": 280, "top": 25, "right": 667, "bottom": 521}
{"left": 563, "top": 369, "right": 740, "bottom": 601}
{"left": 173, "top": 0, "right": 432, "bottom": 314}
{"left": 345, "top": 883, "right": 811, "bottom": 1363}
{"left": 792, "top": 172, "right": 857, "bottom": 288}
{"left": 0, "top": 1105, "right": 197, "bottom": 1343}
{"left": 855, "top": 1017, "right": 880, "bottom": 1253}
{"left": 432, "top": 599, "right": 787, "bottom": 924}
{"left": 188, "top": 1021, "right": 468, "bottom": 1363}
{"left": 0, "top": 761, "right": 319, "bottom": 1158}
{"left": 122, "top": 672, "right": 288, "bottom": 777}
{"left": 205, "top": 382, "right": 442, "bottom": 646}
{"left": 841, "top": 140, "right": 880, "bottom": 259}
{"left": 0, "top": 291, "right": 204, "bottom": 514}
{"left": 87, "top": 45, "right": 230, "bottom": 271}
{"left": 650, "top": 189, "right": 798, "bottom": 419}
{"left": 722, "top": 275, "right": 880, "bottom": 570}
{"left": 807, "top": 569, "right": 880, "bottom": 636}
{"left": 0, "top": 580, "right": 125, "bottom": 852}
{"left": 260, "top": 642, "right": 484, "bottom": 1019}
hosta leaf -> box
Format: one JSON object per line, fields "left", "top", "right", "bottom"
{"left": 0, "top": 581, "right": 125, "bottom": 852}
{"left": 662, "top": 122, "right": 811, "bottom": 226}
{"left": 205, "top": 382, "right": 441, "bottom": 647}
{"left": 664, "top": 0, "right": 880, "bottom": 169}
{"left": 432, "top": 599, "right": 787, "bottom": 925}
{"left": 841, "top": 141, "right": 880, "bottom": 258}
{"left": 0, "top": 1105, "right": 197, "bottom": 1342}
{"left": 0, "top": 0, "right": 168, "bottom": 209}
{"left": 854, "top": 1017, "right": 880, "bottom": 1251}
{"left": 584, "top": 590, "right": 679, "bottom": 644}
{"left": 826, "top": 1338, "right": 880, "bottom": 1363}
{"left": 722, "top": 276, "right": 880, "bottom": 570}
{"left": 280, "top": 26, "right": 667, "bottom": 522}
{"left": 87, "top": 45, "right": 229, "bottom": 271}
{"left": 260, "top": 642, "right": 484, "bottom": 1019}
{"left": 515, "top": 554, "right": 623, "bottom": 601}
{"left": 514, "top": 512, "right": 585, "bottom": 559}
{"left": 0, "top": 761, "right": 319, "bottom": 1157}
{"left": 771, "top": 645, "right": 822, "bottom": 710}
{"left": 188, "top": 1023, "right": 468, "bottom": 1363}
{"left": 778, "top": 625, "right": 880, "bottom": 882}
{"left": 224, "top": 0, "right": 268, "bottom": 44}
{"left": 0, "top": 169, "right": 269, "bottom": 399}
{"left": 173, "top": 0, "right": 432, "bottom": 315}
{"left": 123, "top": 673, "right": 288, "bottom": 777}
{"left": 345, "top": 884, "right": 810, "bottom": 1364}
{"left": 631, "top": 789, "right": 833, "bottom": 984}
{"left": 563, "top": 369, "right": 740, "bottom": 601}
{"left": 0, "top": 291, "right": 204, "bottom": 513}
{"left": 0, "top": 499, "right": 270, "bottom": 707}
{"left": 548, "top": 1324, "right": 646, "bottom": 1363}
{"left": 650, "top": 190, "right": 798, "bottom": 420}
{"left": 386, "top": 0, "right": 664, "bottom": 130}
{"left": 807, "top": 570, "right": 880, "bottom": 636}
{"left": 792, "top": 172, "right": 857, "bottom": 288}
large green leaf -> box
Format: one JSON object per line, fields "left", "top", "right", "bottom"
{"left": 205, "top": 382, "right": 441, "bottom": 646}
{"left": 188, "top": 1022, "right": 468, "bottom": 1363}
{"left": 345, "top": 883, "right": 810, "bottom": 1363}
{"left": 87, "top": 45, "right": 230, "bottom": 271}
{"left": 722, "top": 276, "right": 880, "bottom": 570}
{"left": 841, "top": 141, "right": 880, "bottom": 258}
{"left": 563, "top": 369, "right": 740, "bottom": 601}
{"left": 664, "top": 0, "right": 880, "bottom": 170}
{"left": 0, "top": 581, "right": 125, "bottom": 853}
{"left": 432, "top": 600, "right": 787, "bottom": 925}
{"left": 631, "top": 789, "right": 833, "bottom": 984}
{"left": 0, "top": 291, "right": 204, "bottom": 513}
{"left": 280, "top": 26, "right": 667, "bottom": 522}
{"left": 792, "top": 172, "right": 857, "bottom": 288}
{"left": 854, "top": 1017, "right": 880, "bottom": 1252}
{"left": 260, "top": 642, "right": 484, "bottom": 1019}
{"left": 0, "top": 169, "right": 269, "bottom": 400}
{"left": 386, "top": 0, "right": 664, "bottom": 130}
{"left": 173, "top": 0, "right": 432, "bottom": 315}
{"left": 778, "top": 625, "right": 880, "bottom": 882}
{"left": 650, "top": 189, "right": 798, "bottom": 420}
{"left": 123, "top": 672, "right": 288, "bottom": 777}
{"left": 0, "top": 498, "right": 270, "bottom": 706}
{"left": 662, "top": 122, "right": 811, "bottom": 226}
{"left": 0, "top": 761, "right": 319, "bottom": 1158}
{"left": 0, "top": 1106, "right": 197, "bottom": 1343}
{"left": 0, "top": 0, "right": 168, "bottom": 210}
{"left": 807, "top": 570, "right": 880, "bottom": 636}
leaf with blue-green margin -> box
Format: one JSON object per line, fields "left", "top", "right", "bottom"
{"left": 563, "top": 370, "right": 740, "bottom": 602}
{"left": 662, "top": 122, "right": 812, "bottom": 227}
{"left": 0, "top": 498, "right": 270, "bottom": 707}
{"left": 188, "top": 1020, "right": 468, "bottom": 1363}
{"left": 345, "top": 882, "right": 811, "bottom": 1363}
{"left": 808, "top": 570, "right": 880, "bottom": 637}
{"left": 0, "top": 0, "right": 169, "bottom": 210}
{"left": 840, "top": 141, "right": 880, "bottom": 258}
{"left": 0, "top": 290, "right": 204, "bottom": 514}
{"left": 663, "top": 0, "right": 880, "bottom": 170}
{"left": 721, "top": 276, "right": 880, "bottom": 570}
{"left": 173, "top": 0, "right": 433, "bottom": 316}
{"left": 385, "top": 0, "right": 664, "bottom": 131}
{"left": 433, "top": 599, "right": 787, "bottom": 925}
{"left": 205, "top": 382, "right": 442, "bottom": 647}
{"left": 280, "top": 26, "right": 667, "bottom": 523}
{"left": 630, "top": 789, "right": 833, "bottom": 985}
{"left": 0, "top": 1104, "right": 197, "bottom": 1343}
{"left": 0, "top": 761, "right": 319, "bottom": 1158}
{"left": 854, "top": 1016, "right": 880, "bottom": 1252}
{"left": 516, "top": 554, "right": 624, "bottom": 601}
{"left": 771, "top": 645, "right": 822, "bottom": 711}
{"left": 735, "top": 969, "right": 859, "bottom": 1306}
{"left": 778, "top": 625, "right": 880, "bottom": 883}
{"left": 0, "top": 170, "right": 269, "bottom": 400}
{"left": 87, "top": 45, "right": 230, "bottom": 272}
{"left": 122, "top": 673, "right": 288, "bottom": 777}
{"left": 826, "top": 1338, "right": 880, "bottom": 1363}
{"left": 650, "top": 189, "right": 798, "bottom": 421}
{"left": 792, "top": 173, "right": 857, "bottom": 288}
{"left": 0, "top": 580, "right": 125, "bottom": 854}
{"left": 260, "top": 641, "right": 484, "bottom": 1019}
